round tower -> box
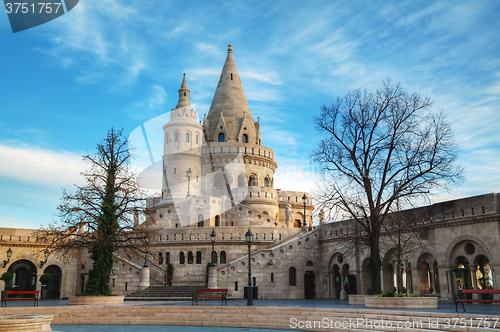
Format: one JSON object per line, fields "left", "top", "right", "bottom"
{"left": 162, "top": 74, "right": 203, "bottom": 202}
{"left": 202, "top": 45, "right": 279, "bottom": 225}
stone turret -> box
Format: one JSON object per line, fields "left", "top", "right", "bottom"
{"left": 204, "top": 44, "right": 260, "bottom": 145}
{"left": 162, "top": 74, "right": 203, "bottom": 202}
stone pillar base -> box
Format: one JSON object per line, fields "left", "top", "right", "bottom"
{"left": 139, "top": 267, "right": 150, "bottom": 290}
{"left": 340, "top": 290, "right": 347, "bottom": 300}
{"left": 207, "top": 266, "right": 218, "bottom": 289}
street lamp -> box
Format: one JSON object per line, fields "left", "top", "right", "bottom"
{"left": 186, "top": 167, "right": 192, "bottom": 197}
{"left": 210, "top": 229, "right": 216, "bottom": 267}
{"left": 302, "top": 193, "right": 307, "bottom": 229}
{"left": 3, "top": 248, "right": 12, "bottom": 268}
{"left": 40, "top": 249, "right": 50, "bottom": 268}
{"left": 245, "top": 229, "right": 254, "bottom": 305}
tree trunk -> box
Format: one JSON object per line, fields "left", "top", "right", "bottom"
{"left": 369, "top": 225, "right": 382, "bottom": 294}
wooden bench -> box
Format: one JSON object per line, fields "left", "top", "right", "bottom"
{"left": 1, "top": 290, "right": 39, "bottom": 307}
{"left": 455, "top": 289, "right": 500, "bottom": 312}
{"left": 192, "top": 288, "right": 227, "bottom": 305}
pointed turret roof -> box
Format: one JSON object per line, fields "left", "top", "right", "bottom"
{"left": 175, "top": 73, "right": 191, "bottom": 109}
{"left": 205, "top": 44, "right": 257, "bottom": 142}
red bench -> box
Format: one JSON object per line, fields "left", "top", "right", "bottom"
{"left": 192, "top": 288, "right": 227, "bottom": 305}
{"left": 1, "top": 290, "right": 39, "bottom": 307}
{"left": 455, "top": 289, "right": 500, "bottom": 312}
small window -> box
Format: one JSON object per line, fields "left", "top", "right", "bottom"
{"left": 212, "top": 251, "right": 218, "bottom": 264}
{"left": 242, "top": 134, "right": 248, "bottom": 143}
{"left": 166, "top": 135, "right": 168, "bottom": 144}
{"left": 179, "top": 252, "right": 185, "bottom": 264}
{"left": 188, "top": 251, "right": 194, "bottom": 264}
{"left": 264, "top": 177, "right": 270, "bottom": 187}
{"left": 248, "top": 175, "right": 258, "bottom": 186}
{"left": 305, "top": 260, "right": 314, "bottom": 266}
{"left": 271, "top": 273, "right": 274, "bottom": 282}
{"left": 174, "top": 168, "right": 176, "bottom": 174}
{"left": 186, "top": 133, "right": 190, "bottom": 142}
{"left": 471, "top": 208, "right": 474, "bottom": 216}
{"left": 158, "top": 252, "right": 163, "bottom": 265}
{"left": 462, "top": 210, "right": 464, "bottom": 217}
{"left": 184, "top": 92, "right": 186, "bottom": 96}
{"left": 253, "top": 277, "right": 256, "bottom": 287}
{"left": 231, "top": 73, "right": 233, "bottom": 80}
{"left": 482, "top": 206, "right": 485, "bottom": 214}
{"left": 289, "top": 267, "right": 296, "bottom": 286}
{"left": 198, "top": 214, "right": 204, "bottom": 227}
{"left": 238, "top": 174, "right": 246, "bottom": 187}
{"left": 235, "top": 282, "right": 238, "bottom": 291}
{"left": 196, "top": 251, "right": 202, "bottom": 264}
{"left": 196, "top": 135, "right": 199, "bottom": 144}
{"left": 220, "top": 251, "right": 226, "bottom": 264}
{"left": 215, "top": 215, "right": 220, "bottom": 227}
{"left": 175, "top": 132, "right": 179, "bottom": 142}
{"left": 218, "top": 133, "right": 225, "bottom": 142}
{"left": 166, "top": 252, "right": 170, "bottom": 264}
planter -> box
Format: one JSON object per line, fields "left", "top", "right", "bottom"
{"left": 364, "top": 296, "right": 438, "bottom": 309}
{"left": 0, "top": 314, "right": 53, "bottom": 332}
{"left": 68, "top": 295, "right": 124, "bottom": 305}
{"left": 348, "top": 294, "right": 378, "bottom": 305}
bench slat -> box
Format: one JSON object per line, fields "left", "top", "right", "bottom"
{"left": 461, "top": 289, "right": 500, "bottom": 294}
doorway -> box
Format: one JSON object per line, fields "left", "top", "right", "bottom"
{"left": 8, "top": 260, "right": 37, "bottom": 291}
{"left": 304, "top": 271, "right": 315, "bottom": 299}
{"left": 44, "top": 265, "right": 62, "bottom": 299}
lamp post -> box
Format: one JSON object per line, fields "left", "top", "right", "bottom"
{"left": 40, "top": 249, "right": 50, "bottom": 268}
{"left": 245, "top": 229, "right": 254, "bottom": 305}
{"left": 186, "top": 167, "right": 192, "bottom": 197}
{"left": 302, "top": 193, "right": 307, "bottom": 229}
{"left": 3, "top": 248, "right": 12, "bottom": 268}
{"left": 210, "top": 229, "right": 216, "bottom": 267}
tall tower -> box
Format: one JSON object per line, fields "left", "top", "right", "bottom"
{"left": 162, "top": 74, "right": 203, "bottom": 204}
{"left": 202, "top": 45, "right": 278, "bottom": 225}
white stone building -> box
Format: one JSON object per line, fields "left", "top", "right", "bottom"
{"left": 0, "top": 45, "right": 498, "bottom": 302}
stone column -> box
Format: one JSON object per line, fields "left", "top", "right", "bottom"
{"left": 207, "top": 266, "right": 218, "bottom": 289}
{"left": 340, "top": 272, "right": 347, "bottom": 300}
{"left": 139, "top": 267, "right": 150, "bottom": 290}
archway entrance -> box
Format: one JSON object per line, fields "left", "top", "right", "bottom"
{"left": 44, "top": 265, "right": 62, "bottom": 299}
{"left": 304, "top": 271, "right": 315, "bottom": 299}
{"left": 8, "top": 260, "right": 37, "bottom": 291}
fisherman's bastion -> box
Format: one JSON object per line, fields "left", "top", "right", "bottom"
{"left": 0, "top": 45, "right": 498, "bottom": 303}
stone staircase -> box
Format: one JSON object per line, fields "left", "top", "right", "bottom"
{"left": 5, "top": 305, "right": 500, "bottom": 331}
{"left": 126, "top": 285, "right": 202, "bottom": 300}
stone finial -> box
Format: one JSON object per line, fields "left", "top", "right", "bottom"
{"left": 228, "top": 43, "right": 233, "bottom": 53}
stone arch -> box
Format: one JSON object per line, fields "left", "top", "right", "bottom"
{"left": 445, "top": 235, "right": 492, "bottom": 264}
{"left": 218, "top": 133, "right": 225, "bottom": 142}
{"left": 198, "top": 214, "right": 204, "bottom": 227}
{"left": 8, "top": 259, "right": 37, "bottom": 291}
{"left": 43, "top": 265, "right": 62, "bottom": 299}
{"left": 237, "top": 174, "right": 247, "bottom": 187}
{"left": 361, "top": 257, "right": 372, "bottom": 294}
{"left": 264, "top": 176, "right": 270, "bottom": 187}
{"left": 248, "top": 174, "right": 258, "bottom": 186}
{"left": 417, "top": 253, "right": 437, "bottom": 294}
{"left": 289, "top": 267, "right": 296, "bottom": 286}
{"left": 328, "top": 252, "right": 347, "bottom": 298}
{"left": 242, "top": 134, "right": 248, "bottom": 143}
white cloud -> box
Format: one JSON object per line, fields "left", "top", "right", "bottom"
{"left": 240, "top": 70, "right": 282, "bottom": 85}
{"left": 125, "top": 85, "right": 167, "bottom": 120}
{"left": 0, "top": 145, "right": 85, "bottom": 187}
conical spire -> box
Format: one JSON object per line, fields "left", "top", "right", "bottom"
{"left": 205, "top": 44, "right": 256, "bottom": 142}
{"left": 175, "top": 73, "right": 191, "bottom": 109}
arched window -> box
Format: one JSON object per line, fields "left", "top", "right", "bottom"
{"left": 305, "top": 261, "right": 314, "bottom": 266}
{"left": 220, "top": 251, "right": 226, "bottom": 264}
{"left": 196, "top": 251, "right": 202, "bottom": 264}
{"left": 238, "top": 174, "right": 246, "bottom": 187}
{"left": 218, "top": 133, "right": 225, "bottom": 142}
{"left": 158, "top": 252, "right": 163, "bottom": 265}
{"left": 242, "top": 134, "right": 248, "bottom": 143}
{"left": 166, "top": 252, "right": 170, "bottom": 264}
{"left": 215, "top": 215, "right": 220, "bottom": 227}
{"left": 184, "top": 92, "right": 186, "bottom": 96}
{"left": 248, "top": 175, "right": 258, "bottom": 186}
{"left": 289, "top": 267, "right": 296, "bottom": 286}
{"left": 214, "top": 173, "right": 224, "bottom": 189}
{"left": 264, "top": 177, "right": 270, "bottom": 187}
{"left": 188, "top": 251, "right": 194, "bottom": 264}
{"left": 175, "top": 132, "right": 179, "bottom": 142}
{"left": 212, "top": 251, "right": 218, "bottom": 264}
{"left": 186, "top": 133, "right": 190, "bottom": 142}
{"left": 196, "top": 135, "right": 199, "bottom": 144}
{"left": 179, "top": 252, "right": 185, "bottom": 264}
{"left": 166, "top": 134, "right": 169, "bottom": 144}
{"left": 198, "top": 214, "right": 204, "bottom": 227}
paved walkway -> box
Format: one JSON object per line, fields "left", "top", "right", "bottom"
{"left": 3, "top": 298, "right": 499, "bottom": 315}
{"left": 53, "top": 326, "right": 295, "bottom": 332}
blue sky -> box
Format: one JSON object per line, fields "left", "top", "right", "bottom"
{"left": 1, "top": 0, "right": 499, "bottom": 229}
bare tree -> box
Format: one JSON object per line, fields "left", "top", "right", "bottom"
{"left": 35, "top": 128, "right": 157, "bottom": 296}
{"left": 313, "top": 79, "right": 462, "bottom": 293}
